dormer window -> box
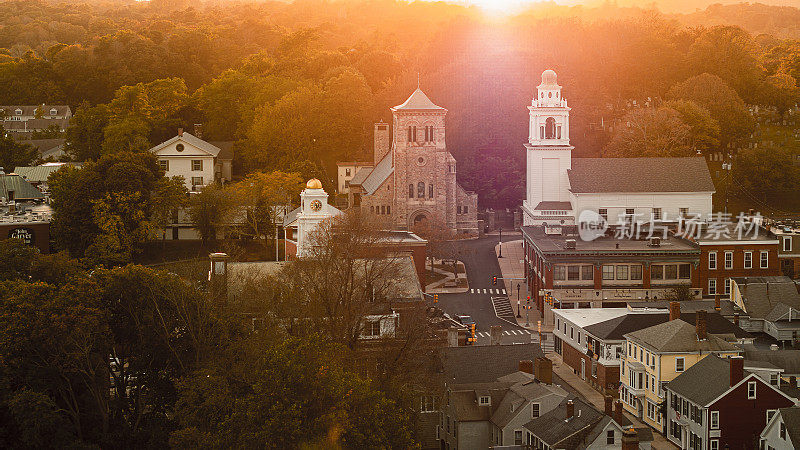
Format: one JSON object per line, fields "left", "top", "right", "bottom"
{"left": 49, "top": 108, "right": 57, "bottom": 116}
{"left": 478, "top": 396, "right": 490, "bottom": 406}
{"left": 14, "top": 109, "right": 22, "bottom": 115}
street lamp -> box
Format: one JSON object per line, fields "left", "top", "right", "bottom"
{"left": 498, "top": 227, "right": 503, "bottom": 258}
{"left": 516, "top": 283, "right": 521, "bottom": 318}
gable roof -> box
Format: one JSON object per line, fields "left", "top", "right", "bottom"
{"left": 587, "top": 312, "right": 750, "bottom": 341}
{"left": 449, "top": 381, "right": 515, "bottom": 422}
{"left": 778, "top": 407, "right": 800, "bottom": 447}
{"left": 744, "top": 348, "right": 800, "bottom": 374}
{"left": 490, "top": 378, "right": 569, "bottom": 428}
{"left": 208, "top": 141, "right": 234, "bottom": 160}
{"left": 361, "top": 151, "right": 393, "bottom": 195}
{"left": 438, "top": 343, "right": 544, "bottom": 385}
{"left": 567, "top": 157, "right": 715, "bottom": 194}
{"left": 0, "top": 174, "right": 45, "bottom": 200}
{"left": 392, "top": 89, "right": 446, "bottom": 111}
{"left": 0, "top": 105, "right": 71, "bottom": 116}
{"left": 13, "top": 164, "right": 76, "bottom": 183}
{"left": 524, "top": 397, "right": 604, "bottom": 447}
{"left": 732, "top": 276, "right": 800, "bottom": 320}
{"left": 348, "top": 166, "right": 373, "bottom": 186}
{"left": 624, "top": 319, "right": 740, "bottom": 353}
{"left": 149, "top": 132, "right": 223, "bottom": 157}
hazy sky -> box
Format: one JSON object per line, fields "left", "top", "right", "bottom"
{"left": 444, "top": 0, "right": 800, "bottom": 15}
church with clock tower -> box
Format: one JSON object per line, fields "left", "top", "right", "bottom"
{"left": 347, "top": 88, "right": 479, "bottom": 236}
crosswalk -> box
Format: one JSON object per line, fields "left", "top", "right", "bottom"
{"left": 469, "top": 288, "right": 507, "bottom": 295}
{"left": 476, "top": 329, "right": 530, "bottom": 338}
{"left": 491, "top": 296, "right": 517, "bottom": 322}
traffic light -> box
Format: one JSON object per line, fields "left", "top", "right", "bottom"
{"left": 433, "top": 294, "right": 439, "bottom": 303}
{"left": 492, "top": 276, "right": 497, "bottom": 285}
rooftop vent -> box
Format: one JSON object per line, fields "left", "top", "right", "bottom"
{"left": 544, "top": 226, "right": 562, "bottom": 235}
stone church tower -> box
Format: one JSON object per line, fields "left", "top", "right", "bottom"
{"left": 521, "top": 69, "right": 575, "bottom": 226}
{"left": 349, "top": 89, "right": 478, "bottom": 236}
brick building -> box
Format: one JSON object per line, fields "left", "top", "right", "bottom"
{"left": 769, "top": 225, "right": 800, "bottom": 278}
{"left": 692, "top": 224, "right": 780, "bottom": 298}
{"left": 347, "top": 89, "right": 479, "bottom": 236}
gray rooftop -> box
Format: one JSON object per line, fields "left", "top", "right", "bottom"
{"left": 585, "top": 312, "right": 750, "bottom": 342}
{"left": 567, "top": 157, "right": 715, "bottom": 194}
{"left": 392, "top": 89, "right": 446, "bottom": 111}
{"left": 523, "top": 397, "right": 604, "bottom": 447}
{"left": 624, "top": 319, "right": 741, "bottom": 353}
{"left": 521, "top": 226, "right": 699, "bottom": 256}
{"left": 744, "top": 348, "right": 800, "bottom": 374}
{"left": 633, "top": 299, "right": 738, "bottom": 317}
{"left": 149, "top": 132, "right": 224, "bottom": 157}
{"left": 361, "top": 151, "right": 393, "bottom": 195}
{"left": 439, "top": 343, "right": 545, "bottom": 385}
{"left": 0, "top": 174, "right": 45, "bottom": 201}
{"left": 535, "top": 201, "right": 573, "bottom": 211}
{"left": 731, "top": 276, "right": 800, "bottom": 320}
{"left": 778, "top": 407, "right": 800, "bottom": 448}
{"left": 348, "top": 166, "right": 372, "bottom": 186}
{"left": 665, "top": 355, "right": 738, "bottom": 406}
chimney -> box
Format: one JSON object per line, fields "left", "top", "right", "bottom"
{"left": 669, "top": 301, "right": 681, "bottom": 321}
{"left": 178, "top": 127, "right": 184, "bottom": 137}
{"left": 621, "top": 427, "right": 639, "bottom": 450}
{"left": 696, "top": 309, "right": 707, "bottom": 341}
{"left": 734, "top": 313, "right": 740, "bottom": 325}
{"left": 566, "top": 400, "right": 574, "bottom": 419}
{"left": 535, "top": 357, "right": 553, "bottom": 385}
{"left": 604, "top": 395, "right": 613, "bottom": 416}
{"left": 519, "top": 360, "right": 534, "bottom": 375}
{"left": 613, "top": 400, "right": 624, "bottom": 424}
{"left": 490, "top": 325, "right": 503, "bottom": 345}
{"left": 715, "top": 295, "right": 721, "bottom": 312}
{"left": 373, "top": 121, "right": 390, "bottom": 163}
{"left": 730, "top": 355, "right": 744, "bottom": 387}
{"left": 193, "top": 123, "right": 203, "bottom": 139}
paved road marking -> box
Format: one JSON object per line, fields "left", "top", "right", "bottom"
{"left": 501, "top": 289, "right": 507, "bottom": 295}
{"left": 483, "top": 289, "right": 488, "bottom": 294}
{"left": 470, "top": 289, "right": 474, "bottom": 293}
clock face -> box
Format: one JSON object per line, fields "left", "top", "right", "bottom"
{"left": 310, "top": 200, "right": 322, "bottom": 212}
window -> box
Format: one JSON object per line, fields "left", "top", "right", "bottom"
{"left": 781, "top": 422, "right": 787, "bottom": 440}
{"left": 676, "top": 357, "right": 685, "bottom": 372}
{"left": 748, "top": 381, "right": 757, "bottom": 399}
{"left": 652, "top": 208, "right": 662, "bottom": 220}
{"left": 408, "top": 184, "right": 414, "bottom": 198}
{"left": 616, "top": 265, "right": 629, "bottom": 280}
{"left": 428, "top": 184, "right": 434, "bottom": 198}
{"left": 49, "top": 108, "right": 57, "bottom": 116}
{"left": 370, "top": 206, "right": 375, "bottom": 214}
{"left": 679, "top": 264, "right": 691, "bottom": 279}
{"left": 710, "top": 439, "right": 719, "bottom": 450}
{"left": 421, "top": 395, "right": 438, "bottom": 412}
{"left": 363, "top": 320, "right": 381, "bottom": 337}
{"left": 761, "top": 251, "right": 769, "bottom": 269}
{"left": 532, "top": 403, "right": 540, "bottom": 418}
{"left": 784, "top": 237, "right": 792, "bottom": 252}
{"left": 709, "top": 252, "right": 717, "bottom": 270}
{"left": 14, "top": 108, "right": 21, "bottom": 115}
{"left": 554, "top": 266, "right": 566, "bottom": 281}
{"left": 680, "top": 207, "right": 689, "bottom": 217}
{"left": 463, "top": 206, "right": 468, "bottom": 214}
{"left": 417, "top": 182, "right": 425, "bottom": 198}
{"left": 725, "top": 251, "right": 733, "bottom": 269}
{"left": 514, "top": 430, "right": 523, "bottom": 445}
{"left": 599, "top": 208, "right": 608, "bottom": 222}
{"left": 767, "top": 409, "right": 777, "bottom": 422}
{"left": 568, "top": 266, "right": 580, "bottom": 281}
{"left": 710, "top": 410, "right": 719, "bottom": 429}
{"left": 159, "top": 160, "right": 169, "bottom": 171}
{"left": 708, "top": 279, "right": 717, "bottom": 295}
{"left": 407, "top": 126, "right": 417, "bottom": 142}
{"left": 724, "top": 278, "right": 731, "bottom": 295}
{"left": 457, "top": 206, "right": 462, "bottom": 214}
{"left": 345, "top": 168, "right": 351, "bottom": 176}
{"left": 570, "top": 326, "right": 574, "bottom": 340}
{"left": 380, "top": 205, "right": 385, "bottom": 214}
{"left": 191, "top": 160, "right": 203, "bottom": 171}
{"left": 665, "top": 264, "right": 678, "bottom": 279}
{"left": 630, "top": 265, "right": 642, "bottom": 280}
{"left": 651, "top": 265, "right": 664, "bottom": 280}
{"left": 191, "top": 176, "right": 203, "bottom": 186}
{"left": 424, "top": 125, "right": 434, "bottom": 142}
{"left": 744, "top": 251, "right": 753, "bottom": 269}
{"left": 478, "top": 396, "right": 490, "bottom": 406}
{"left": 602, "top": 265, "right": 615, "bottom": 280}
{"left": 607, "top": 430, "right": 615, "bottom": 445}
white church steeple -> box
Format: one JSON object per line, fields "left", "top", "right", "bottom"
{"left": 522, "top": 69, "right": 575, "bottom": 226}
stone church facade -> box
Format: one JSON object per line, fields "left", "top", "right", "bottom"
{"left": 348, "top": 89, "right": 479, "bottom": 236}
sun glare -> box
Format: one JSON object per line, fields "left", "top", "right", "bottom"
{"left": 463, "top": 0, "right": 530, "bottom": 16}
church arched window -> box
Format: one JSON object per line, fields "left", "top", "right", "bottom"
{"left": 417, "top": 182, "right": 425, "bottom": 198}
{"left": 428, "top": 184, "right": 434, "bottom": 198}
{"left": 545, "top": 117, "right": 556, "bottom": 139}
{"left": 409, "top": 184, "right": 414, "bottom": 198}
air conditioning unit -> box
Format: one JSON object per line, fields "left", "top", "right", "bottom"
{"left": 649, "top": 237, "right": 661, "bottom": 247}
{"left": 565, "top": 239, "right": 576, "bottom": 249}
{"left": 545, "top": 226, "right": 562, "bottom": 235}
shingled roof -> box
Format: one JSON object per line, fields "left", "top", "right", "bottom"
{"left": 360, "top": 151, "right": 393, "bottom": 195}
{"left": 777, "top": 407, "right": 800, "bottom": 448}
{"left": 438, "top": 342, "right": 544, "bottom": 385}
{"left": 391, "top": 89, "right": 446, "bottom": 111}
{"left": 624, "top": 319, "right": 740, "bottom": 353}
{"left": 0, "top": 174, "right": 45, "bottom": 201}
{"left": 732, "top": 276, "right": 800, "bottom": 320}
{"left": 567, "top": 157, "right": 715, "bottom": 194}
{"left": 586, "top": 312, "right": 751, "bottom": 341}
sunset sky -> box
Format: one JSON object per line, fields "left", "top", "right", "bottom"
{"left": 445, "top": 0, "right": 800, "bottom": 14}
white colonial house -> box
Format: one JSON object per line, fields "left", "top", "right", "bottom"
{"left": 149, "top": 129, "right": 233, "bottom": 191}
{"left": 522, "top": 70, "right": 715, "bottom": 227}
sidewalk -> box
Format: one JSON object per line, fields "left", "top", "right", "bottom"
{"left": 547, "top": 352, "right": 677, "bottom": 449}
{"left": 495, "top": 239, "right": 549, "bottom": 332}
{"left": 425, "top": 258, "right": 469, "bottom": 294}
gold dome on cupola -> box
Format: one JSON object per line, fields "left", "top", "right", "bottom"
{"left": 306, "top": 178, "right": 323, "bottom": 189}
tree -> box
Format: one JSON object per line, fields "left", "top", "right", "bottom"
{"left": 732, "top": 146, "right": 800, "bottom": 205}
{"left": 151, "top": 176, "right": 189, "bottom": 242}
{"left": 233, "top": 171, "right": 304, "bottom": 259}
{"left": 188, "top": 183, "right": 235, "bottom": 245}
{"left": 171, "top": 335, "right": 416, "bottom": 449}
{"left": 64, "top": 102, "right": 109, "bottom": 161}
{"left": 666, "top": 73, "right": 754, "bottom": 148}
{"left": 0, "top": 127, "right": 38, "bottom": 171}
{"left": 662, "top": 99, "right": 720, "bottom": 154}
{"left": 603, "top": 107, "right": 692, "bottom": 158}
{"left": 687, "top": 26, "right": 762, "bottom": 104}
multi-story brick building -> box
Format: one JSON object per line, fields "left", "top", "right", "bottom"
{"left": 521, "top": 225, "right": 702, "bottom": 325}
{"left": 347, "top": 89, "right": 478, "bottom": 236}
{"left": 692, "top": 224, "right": 780, "bottom": 298}
{"left": 769, "top": 225, "right": 800, "bottom": 278}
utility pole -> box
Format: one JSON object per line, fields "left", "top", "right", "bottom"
{"left": 498, "top": 226, "right": 503, "bottom": 258}
{"left": 516, "top": 283, "right": 521, "bottom": 318}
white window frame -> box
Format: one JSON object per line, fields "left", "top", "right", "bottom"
{"left": 710, "top": 410, "right": 719, "bottom": 429}
{"left": 676, "top": 357, "right": 685, "bottom": 372}
{"left": 724, "top": 278, "right": 731, "bottom": 295}
{"left": 724, "top": 251, "right": 733, "bottom": 269}
{"left": 761, "top": 251, "right": 769, "bottom": 269}
{"left": 479, "top": 396, "right": 491, "bottom": 406}
{"left": 744, "top": 251, "right": 752, "bottom": 269}
{"left": 709, "top": 251, "right": 717, "bottom": 270}
{"left": 652, "top": 207, "right": 662, "bottom": 220}
{"left": 532, "top": 403, "right": 540, "bottom": 418}
{"left": 748, "top": 381, "right": 757, "bottom": 399}
{"left": 514, "top": 429, "right": 523, "bottom": 445}
{"left": 784, "top": 237, "right": 792, "bottom": 252}
{"left": 767, "top": 409, "right": 777, "bottom": 423}
{"left": 708, "top": 279, "right": 717, "bottom": 296}
{"left": 191, "top": 159, "right": 203, "bottom": 171}
{"left": 710, "top": 439, "right": 719, "bottom": 450}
